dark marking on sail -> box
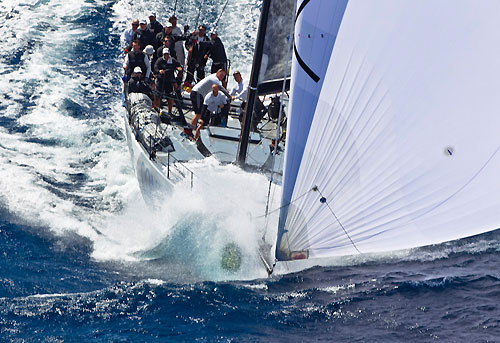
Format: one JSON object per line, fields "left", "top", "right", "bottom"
{"left": 295, "top": 0, "right": 311, "bottom": 23}
{"left": 294, "top": 44, "right": 320, "bottom": 83}
{"left": 293, "top": 0, "right": 320, "bottom": 83}
{"left": 444, "top": 146, "right": 454, "bottom": 156}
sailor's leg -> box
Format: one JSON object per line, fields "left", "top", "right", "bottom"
{"left": 196, "top": 63, "right": 205, "bottom": 82}
{"left": 185, "top": 62, "right": 195, "bottom": 84}
{"left": 167, "top": 98, "right": 173, "bottom": 114}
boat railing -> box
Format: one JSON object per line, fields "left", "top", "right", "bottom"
{"left": 155, "top": 150, "right": 195, "bottom": 190}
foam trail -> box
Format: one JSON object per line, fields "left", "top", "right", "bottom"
{"left": 0, "top": 0, "right": 135, "bottom": 241}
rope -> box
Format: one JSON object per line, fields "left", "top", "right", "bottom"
{"left": 213, "top": 0, "right": 230, "bottom": 31}
{"left": 253, "top": 188, "right": 314, "bottom": 219}
{"left": 261, "top": 2, "right": 295, "bottom": 251}
{"left": 195, "top": 0, "right": 204, "bottom": 29}
{"left": 263, "top": 14, "right": 294, "bottom": 219}
{"left": 312, "top": 185, "right": 362, "bottom": 254}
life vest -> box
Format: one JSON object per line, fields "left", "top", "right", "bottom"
{"left": 127, "top": 50, "right": 146, "bottom": 76}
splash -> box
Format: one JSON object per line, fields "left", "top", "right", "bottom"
{"left": 93, "top": 158, "right": 281, "bottom": 281}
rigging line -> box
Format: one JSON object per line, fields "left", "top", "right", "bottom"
{"left": 264, "top": 0, "right": 296, "bottom": 230}
{"left": 213, "top": 0, "right": 231, "bottom": 30}
{"left": 174, "top": 0, "right": 178, "bottom": 15}
{"left": 313, "top": 186, "right": 362, "bottom": 254}
{"left": 254, "top": 188, "right": 314, "bottom": 219}
{"left": 195, "top": 0, "right": 204, "bottom": 29}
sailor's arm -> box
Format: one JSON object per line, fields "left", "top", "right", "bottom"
{"left": 219, "top": 85, "right": 230, "bottom": 98}
{"left": 123, "top": 54, "right": 129, "bottom": 71}
{"left": 144, "top": 55, "right": 151, "bottom": 78}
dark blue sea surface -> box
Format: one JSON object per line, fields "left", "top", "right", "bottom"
{"left": 1, "top": 216, "right": 500, "bottom": 342}
{"left": 0, "top": 0, "right": 499, "bottom": 342}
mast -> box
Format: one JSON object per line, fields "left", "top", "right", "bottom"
{"left": 236, "top": 0, "right": 272, "bottom": 166}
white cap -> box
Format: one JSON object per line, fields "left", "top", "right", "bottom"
{"left": 143, "top": 45, "right": 154, "bottom": 55}
{"left": 162, "top": 48, "right": 170, "bottom": 55}
{"left": 133, "top": 66, "right": 142, "bottom": 73}
{"left": 139, "top": 19, "right": 147, "bottom": 24}
{"left": 166, "top": 22, "right": 173, "bottom": 28}
{"left": 149, "top": 12, "right": 156, "bottom": 17}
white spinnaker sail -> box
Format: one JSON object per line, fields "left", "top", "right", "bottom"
{"left": 278, "top": 0, "right": 349, "bottom": 256}
{"left": 277, "top": 0, "right": 500, "bottom": 260}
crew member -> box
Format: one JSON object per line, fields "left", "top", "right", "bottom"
{"left": 123, "top": 40, "right": 151, "bottom": 80}
{"left": 121, "top": 19, "right": 139, "bottom": 49}
{"left": 229, "top": 70, "right": 248, "bottom": 120}
{"left": 205, "top": 31, "right": 228, "bottom": 75}
{"left": 154, "top": 48, "right": 182, "bottom": 112}
{"left": 147, "top": 12, "right": 163, "bottom": 36}
{"left": 189, "top": 69, "right": 230, "bottom": 128}
{"left": 156, "top": 35, "right": 177, "bottom": 63}
{"left": 203, "top": 84, "right": 228, "bottom": 126}
{"left": 155, "top": 22, "right": 173, "bottom": 51}
{"left": 133, "top": 19, "right": 155, "bottom": 51}
{"left": 128, "top": 66, "right": 152, "bottom": 97}
{"left": 195, "top": 84, "right": 228, "bottom": 139}
{"left": 169, "top": 16, "right": 186, "bottom": 71}
{"left": 185, "top": 25, "right": 209, "bottom": 86}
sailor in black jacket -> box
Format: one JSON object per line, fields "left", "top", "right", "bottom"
{"left": 185, "top": 25, "right": 209, "bottom": 85}
{"left": 147, "top": 13, "right": 163, "bottom": 36}
{"left": 128, "top": 67, "right": 152, "bottom": 96}
{"left": 133, "top": 19, "right": 155, "bottom": 52}
{"left": 123, "top": 40, "right": 151, "bottom": 79}
{"left": 153, "top": 48, "right": 182, "bottom": 111}
{"left": 205, "top": 31, "right": 228, "bottom": 74}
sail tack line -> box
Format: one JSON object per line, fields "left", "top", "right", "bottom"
{"left": 258, "top": 184, "right": 362, "bottom": 255}
{"left": 254, "top": 186, "right": 362, "bottom": 254}
{"left": 312, "top": 185, "right": 362, "bottom": 254}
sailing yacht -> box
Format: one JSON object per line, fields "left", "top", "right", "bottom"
{"left": 122, "top": 0, "right": 500, "bottom": 274}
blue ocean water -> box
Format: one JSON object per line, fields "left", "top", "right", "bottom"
{"left": 0, "top": 0, "right": 499, "bottom": 342}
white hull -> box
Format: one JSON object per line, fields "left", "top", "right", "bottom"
{"left": 123, "top": 112, "right": 177, "bottom": 206}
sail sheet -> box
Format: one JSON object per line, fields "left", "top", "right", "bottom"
{"left": 277, "top": 0, "right": 500, "bottom": 260}
{"left": 277, "top": 0, "right": 349, "bottom": 258}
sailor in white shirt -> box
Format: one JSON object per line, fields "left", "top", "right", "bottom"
{"left": 204, "top": 84, "right": 227, "bottom": 115}
{"left": 121, "top": 19, "right": 139, "bottom": 49}
{"left": 229, "top": 70, "right": 248, "bottom": 118}
{"left": 169, "top": 15, "right": 186, "bottom": 68}
{"left": 190, "top": 69, "right": 230, "bottom": 128}
{"left": 230, "top": 70, "right": 248, "bottom": 102}
{"left": 194, "top": 84, "right": 227, "bottom": 139}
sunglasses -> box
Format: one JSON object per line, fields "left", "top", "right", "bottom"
{"left": 132, "top": 23, "right": 139, "bottom": 26}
